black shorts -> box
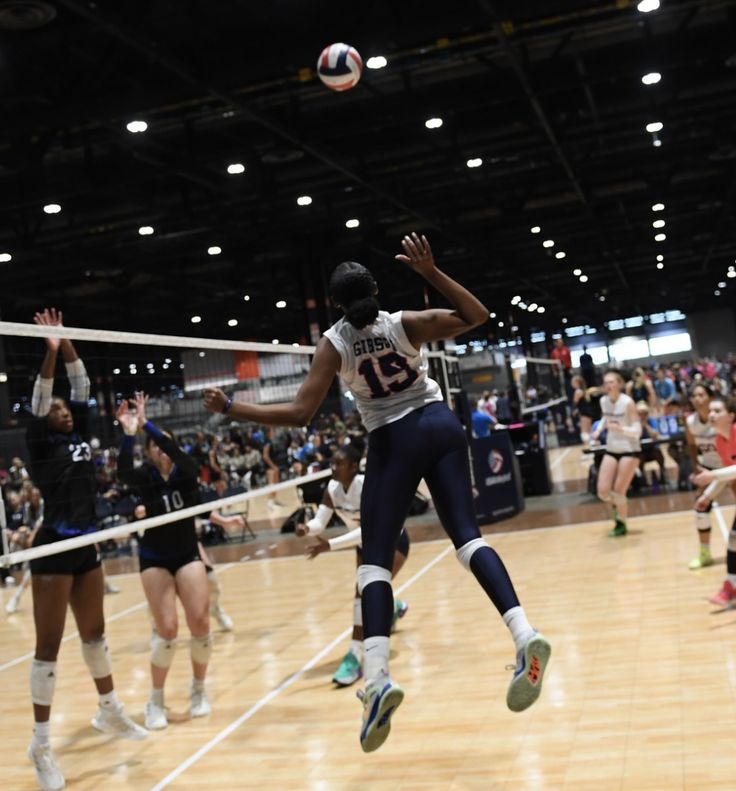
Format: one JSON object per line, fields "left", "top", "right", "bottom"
{"left": 30, "top": 527, "right": 101, "bottom": 577}
{"left": 604, "top": 451, "right": 642, "bottom": 461}
{"left": 139, "top": 546, "right": 202, "bottom": 576}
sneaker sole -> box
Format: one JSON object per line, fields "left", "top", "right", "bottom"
{"left": 332, "top": 671, "right": 362, "bottom": 687}
{"left": 27, "top": 745, "right": 66, "bottom": 791}
{"left": 360, "top": 685, "right": 404, "bottom": 753}
{"left": 507, "top": 635, "right": 551, "bottom": 713}
{"left": 91, "top": 716, "right": 148, "bottom": 740}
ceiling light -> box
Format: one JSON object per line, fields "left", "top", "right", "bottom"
{"left": 542, "top": 239, "right": 555, "bottom": 248}
{"left": 641, "top": 72, "right": 661, "bottom": 85}
{"left": 562, "top": 317, "right": 568, "bottom": 324}
{"left": 512, "top": 326, "right": 519, "bottom": 333}
{"left": 715, "top": 290, "right": 721, "bottom": 296}
{"left": 599, "top": 295, "right": 606, "bottom": 302}
{"left": 207, "top": 245, "right": 222, "bottom": 255}
{"left": 190, "top": 315, "right": 202, "bottom": 324}
{"left": 228, "top": 319, "right": 238, "bottom": 327}
{"left": 579, "top": 275, "right": 589, "bottom": 283}
{"left": 573, "top": 268, "right": 582, "bottom": 276}
{"left": 719, "top": 281, "right": 727, "bottom": 288}
{"left": 530, "top": 226, "right": 541, "bottom": 234}
{"left": 366, "top": 55, "right": 388, "bottom": 69}
{"left": 243, "top": 294, "right": 250, "bottom": 301}
{"left": 653, "top": 139, "right": 662, "bottom": 147}
{"left": 466, "top": 158, "right": 483, "bottom": 168}
{"left": 657, "top": 262, "right": 664, "bottom": 270}
{"left": 0, "top": 253, "right": 11, "bottom": 263}
{"left": 297, "top": 195, "right": 312, "bottom": 206}
{"left": 490, "top": 312, "right": 497, "bottom": 318}
{"left": 227, "top": 163, "right": 245, "bottom": 174}
{"left": 276, "top": 300, "right": 286, "bottom": 308}
{"left": 637, "top": 0, "right": 660, "bottom": 11}
{"left": 646, "top": 121, "right": 663, "bottom": 133}
{"left": 654, "top": 233, "right": 666, "bottom": 242}
{"left": 199, "top": 351, "right": 206, "bottom": 358}
{"left": 292, "top": 343, "right": 300, "bottom": 347}
{"left": 345, "top": 218, "right": 360, "bottom": 229}
{"left": 272, "top": 339, "right": 280, "bottom": 345}
{"left": 519, "top": 302, "right": 528, "bottom": 310}
{"left": 511, "top": 295, "right": 521, "bottom": 305}
{"left": 138, "top": 225, "right": 154, "bottom": 235}
{"left": 653, "top": 219, "right": 665, "bottom": 228}
{"left": 43, "top": 203, "right": 61, "bottom": 214}
{"left": 425, "top": 117, "right": 443, "bottom": 129}
{"left": 652, "top": 203, "right": 665, "bottom": 211}
{"left": 126, "top": 120, "right": 148, "bottom": 133}
{"left": 498, "top": 321, "right": 504, "bottom": 327}
{"left": 113, "top": 368, "right": 120, "bottom": 375}
{"left": 555, "top": 251, "right": 566, "bottom": 260}
{"left": 657, "top": 255, "right": 664, "bottom": 262}
{"left": 728, "top": 270, "right": 736, "bottom": 278}
{"left": 537, "top": 306, "right": 545, "bottom": 313}
{"left": 528, "top": 303, "right": 538, "bottom": 312}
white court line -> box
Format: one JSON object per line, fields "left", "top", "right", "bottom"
{"left": 0, "top": 562, "right": 238, "bottom": 673}
{"left": 149, "top": 542, "right": 456, "bottom": 791}
{"left": 0, "top": 600, "right": 147, "bottom": 673}
{"left": 549, "top": 446, "right": 572, "bottom": 471}
{"left": 712, "top": 503, "right": 730, "bottom": 543}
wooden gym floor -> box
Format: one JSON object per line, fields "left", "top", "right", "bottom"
{"left": 3, "top": 489, "right": 736, "bottom": 789}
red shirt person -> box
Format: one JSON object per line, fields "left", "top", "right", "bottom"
{"left": 550, "top": 338, "right": 572, "bottom": 372}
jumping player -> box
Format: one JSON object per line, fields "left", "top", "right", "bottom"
{"left": 26, "top": 309, "right": 146, "bottom": 791}
{"left": 204, "top": 233, "right": 550, "bottom": 753}
{"left": 591, "top": 370, "right": 642, "bottom": 537}
{"left": 116, "top": 392, "right": 212, "bottom": 730}
{"left": 686, "top": 384, "right": 723, "bottom": 569}
{"left": 298, "top": 444, "right": 409, "bottom": 687}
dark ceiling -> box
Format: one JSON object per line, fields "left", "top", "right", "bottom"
{"left": 1, "top": 0, "right": 736, "bottom": 346}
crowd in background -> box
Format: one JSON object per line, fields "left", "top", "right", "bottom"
{"left": 2, "top": 411, "right": 367, "bottom": 566}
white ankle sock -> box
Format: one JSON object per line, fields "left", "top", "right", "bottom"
{"left": 33, "top": 721, "right": 50, "bottom": 745}
{"left": 98, "top": 690, "right": 121, "bottom": 711}
{"left": 151, "top": 688, "right": 164, "bottom": 706}
{"left": 191, "top": 678, "right": 205, "bottom": 694}
{"left": 363, "top": 636, "right": 390, "bottom": 686}
{"left": 503, "top": 606, "right": 535, "bottom": 653}
{"left": 349, "top": 639, "right": 363, "bottom": 661}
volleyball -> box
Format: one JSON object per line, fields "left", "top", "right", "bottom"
{"left": 316, "top": 42, "right": 363, "bottom": 91}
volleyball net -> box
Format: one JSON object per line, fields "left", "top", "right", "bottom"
{"left": 0, "top": 320, "right": 338, "bottom": 569}
{"left": 510, "top": 356, "right": 566, "bottom": 416}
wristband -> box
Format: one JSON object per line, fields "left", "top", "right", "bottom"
{"left": 222, "top": 398, "right": 233, "bottom": 414}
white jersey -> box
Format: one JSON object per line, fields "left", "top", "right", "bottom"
{"left": 600, "top": 393, "right": 641, "bottom": 453}
{"left": 687, "top": 413, "right": 721, "bottom": 469}
{"left": 327, "top": 474, "right": 363, "bottom": 513}
{"left": 324, "top": 310, "right": 443, "bottom": 433}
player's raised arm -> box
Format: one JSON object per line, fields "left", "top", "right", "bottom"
{"left": 396, "top": 233, "right": 489, "bottom": 347}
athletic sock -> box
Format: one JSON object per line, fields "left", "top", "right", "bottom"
{"left": 503, "top": 606, "right": 535, "bottom": 654}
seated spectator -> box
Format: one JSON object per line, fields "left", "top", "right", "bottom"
{"left": 8, "top": 456, "right": 30, "bottom": 486}
{"left": 471, "top": 404, "right": 497, "bottom": 438}
{"left": 626, "top": 367, "right": 655, "bottom": 409}
{"left": 654, "top": 367, "right": 678, "bottom": 415}
{"left": 636, "top": 402, "right": 667, "bottom": 487}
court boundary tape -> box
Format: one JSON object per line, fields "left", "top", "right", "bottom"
{"left": 148, "top": 543, "right": 456, "bottom": 791}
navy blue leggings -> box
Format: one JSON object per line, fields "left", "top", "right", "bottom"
{"left": 360, "top": 402, "right": 519, "bottom": 638}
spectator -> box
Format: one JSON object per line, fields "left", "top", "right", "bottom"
{"left": 550, "top": 338, "right": 572, "bottom": 373}
{"left": 626, "top": 367, "right": 656, "bottom": 409}
{"left": 471, "top": 404, "right": 497, "bottom": 438}
{"left": 654, "top": 367, "right": 678, "bottom": 415}
{"left": 579, "top": 345, "right": 596, "bottom": 387}
{"left": 8, "top": 456, "right": 31, "bottom": 486}
{"left": 636, "top": 402, "right": 667, "bottom": 487}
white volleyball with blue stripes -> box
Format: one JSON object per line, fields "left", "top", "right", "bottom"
{"left": 317, "top": 42, "right": 363, "bottom": 91}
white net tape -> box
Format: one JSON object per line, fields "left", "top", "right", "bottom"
{"left": 1, "top": 469, "right": 331, "bottom": 567}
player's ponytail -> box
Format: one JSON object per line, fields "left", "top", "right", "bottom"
{"left": 329, "top": 261, "right": 379, "bottom": 329}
